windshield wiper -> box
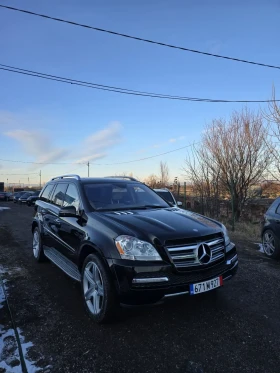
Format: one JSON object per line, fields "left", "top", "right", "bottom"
{"left": 142, "top": 205, "right": 167, "bottom": 209}
{"left": 96, "top": 205, "right": 167, "bottom": 212}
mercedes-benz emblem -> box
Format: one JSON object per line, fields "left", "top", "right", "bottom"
{"left": 197, "top": 243, "right": 212, "bottom": 264}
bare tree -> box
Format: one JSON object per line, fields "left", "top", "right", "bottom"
{"left": 184, "top": 146, "right": 222, "bottom": 218}
{"left": 159, "top": 161, "right": 169, "bottom": 187}
{"left": 184, "top": 108, "right": 271, "bottom": 224}
{"left": 263, "top": 87, "right": 280, "bottom": 179}
{"left": 144, "top": 174, "right": 159, "bottom": 188}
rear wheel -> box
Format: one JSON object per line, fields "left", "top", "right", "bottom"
{"left": 81, "top": 254, "right": 118, "bottom": 323}
{"left": 262, "top": 230, "right": 280, "bottom": 259}
{"left": 32, "top": 227, "right": 45, "bottom": 262}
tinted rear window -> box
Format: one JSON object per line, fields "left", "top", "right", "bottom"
{"left": 51, "top": 183, "right": 68, "bottom": 207}
{"left": 40, "top": 184, "right": 55, "bottom": 202}
{"left": 155, "top": 191, "right": 174, "bottom": 204}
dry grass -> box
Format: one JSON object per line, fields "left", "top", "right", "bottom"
{"left": 225, "top": 221, "right": 261, "bottom": 243}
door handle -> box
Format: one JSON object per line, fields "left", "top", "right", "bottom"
{"left": 54, "top": 218, "right": 61, "bottom": 227}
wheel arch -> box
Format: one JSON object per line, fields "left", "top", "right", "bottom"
{"left": 78, "top": 243, "right": 106, "bottom": 271}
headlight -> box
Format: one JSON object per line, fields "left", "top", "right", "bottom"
{"left": 221, "top": 224, "right": 231, "bottom": 246}
{"left": 115, "top": 235, "right": 162, "bottom": 261}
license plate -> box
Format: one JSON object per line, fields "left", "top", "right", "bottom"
{"left": 190, "top": 276, "right": 223, "bottom": 295}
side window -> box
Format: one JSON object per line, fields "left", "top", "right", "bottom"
{"left": 276, "top": 204, "right": 280, "bottom": 215}
{"left": 51, "top": 183, "right": 67, "bottom": 207}
{"left": 40, "top": 184, "right": 55, "bottom": 202}
{"left": 63, "top": 184, "right": 80, "bottom": 211}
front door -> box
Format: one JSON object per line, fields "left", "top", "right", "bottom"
{"left": 54, "top": 183, "right": 86, "bottom": 261}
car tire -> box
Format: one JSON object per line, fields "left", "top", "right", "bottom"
{"left": 262, "top": 229, "right": 280, "bottom": 259}
{"left": 32, "top": 227, "right": 46, "bottom": 262}
{"left": 81, "top": 254, "right": 118, "bottom": 323}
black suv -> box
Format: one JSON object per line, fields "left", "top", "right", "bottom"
{"left": 32, "top": 175, "right": 238, "bottom": 323}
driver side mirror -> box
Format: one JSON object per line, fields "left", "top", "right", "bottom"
{"left": 177, "top": 201, "right": 183, "bottom": 207}
{"left": 59, "top": 205, "right": 77, "bottom": 217}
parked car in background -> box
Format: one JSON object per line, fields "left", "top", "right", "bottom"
{"left": 0, "top": 192, "right": 8, "bottom": 201}
{"left": 32, "top": 174, "right": 238, "bottom": 323}
{"left": 5, "top": 192, "right": 14, "bottom": 201}
{"left": 18, "top": 191, "right": 34, "bottom": 204}
{"left": 154, "top": 188, "right": 182, "bottom": 207}
{"left": 261, "top": 196, "right": 280, "bottom": 259}
{"left": 14, "top": 191, "right": 30, "bottom": 203}
{"left": 27, "top": 190, "right": 41, "bottom": 206}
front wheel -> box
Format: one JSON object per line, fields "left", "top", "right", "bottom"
{"left": 32, "top": 227, "right": 45, "bottom": 262}
{"left": 262, "top": 230, "right": 280, "bottom": 259}
{"left": 81, "top": 254, "right": 118, "bottom": 323}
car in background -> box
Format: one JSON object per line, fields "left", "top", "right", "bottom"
{"left": 27, "top": 190, "right": 41, "bottom": 206}
{"left": 18, "top": 191, "right": 35, "bottom": 204}
{"left": 14, "top": 191, "right": 31, "bottom": 203}
{"left": 5, "top": 192, "right": 14, "bottom": 201}
{"left": 261, "top": 196, "right": 280, "bottom": 259}
{"left": 0, "top": 192, "right": 8, "bottom": 201}
{"left": 153, "top": 188, "right": 182, "bottom": 207}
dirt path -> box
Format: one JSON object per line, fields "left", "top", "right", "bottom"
{"left": 1, "top": 202, "right": 280, "bottom": 373}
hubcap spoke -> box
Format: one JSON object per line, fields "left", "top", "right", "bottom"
{"left": 96, "top": 282, "right": 104, "bottom": 297}
{"left": 85, "top": 268, "right": 96, "bottom": 287}
{"left": 85, "top": 286, "right": 95, "bottom": 301}
{"left": 92, "top": 291, "right": 99, "bottom": 314}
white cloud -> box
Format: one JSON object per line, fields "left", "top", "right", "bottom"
{"left": 4, "top": 130, "right": 69, "bottom": 167}
{"left": 169, "top": 136, "right": 185, "bottom": 143}
{"left": 3, "top": 121, "right": 123, "bottom": 168}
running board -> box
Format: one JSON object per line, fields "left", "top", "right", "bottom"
{"left": 43, "top": 247, "right": 81, "bottom": 282}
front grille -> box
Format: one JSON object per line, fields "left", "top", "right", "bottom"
{"left": 166, "top": 233, "right": 225, "bottom": 269}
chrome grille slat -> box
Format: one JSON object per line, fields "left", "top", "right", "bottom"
{"left": 168, "top": 245, "right": 197, "bottom": 252}
{"left": 166, "top": 234, "right": 225, "bottom": 268}
{"left": 206, "top": 239, "right": 224, "bottom": 246}
{"left": 172, "top": 253, "right": 197, "bottom": 260}
{"left": 211, "top": 253, "right": 224, "bottom": 261}
{"left": 211, "top": 246, "right": 224, "bottom": 254}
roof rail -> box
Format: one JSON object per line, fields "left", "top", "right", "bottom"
{"left": 105, "top": 176, "right": 138, "bottom": 182}
{"left": 51, "top": 174, "right": 81, "bottom": 181}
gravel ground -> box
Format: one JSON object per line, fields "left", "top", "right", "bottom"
{"left": 0, "top": 202, "right": 280, "bottom": 373}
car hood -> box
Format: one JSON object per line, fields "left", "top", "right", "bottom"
{"left": 93, "top": 207, "right": 223, "bottom": 244}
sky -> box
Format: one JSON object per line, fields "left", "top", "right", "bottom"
{"left": 1, "top": 0, "right": 280, "bottom": 186}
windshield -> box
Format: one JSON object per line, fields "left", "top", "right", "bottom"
{"left": 83, "top": 182, "right": 170, "bottom": 211}
{"left": 155, "top": 191, "right": 175, "bottom": 205}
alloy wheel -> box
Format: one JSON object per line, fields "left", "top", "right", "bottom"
{"left": 83, "top": 261, "right": 104, "bottom": 315}
{"left": 32, "top": 230, "right": 40, "bottom": 258}
{"left": 263, "top": 231, "right": 275, "bottom": 256}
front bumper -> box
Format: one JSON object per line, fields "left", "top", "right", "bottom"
{"left": 111, "top": 246, "right": 238, "bottom": 305}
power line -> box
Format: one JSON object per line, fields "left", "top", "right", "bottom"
{"left": 0, "top": 158, "right": 87, "bottom": 165}
{"left": 0, "top": 4, "right": 279, "bottom": 71}
{"left": 1, "top": 63, "right": 279, "bottom": 103}
{"left": 0, "top": 173, "right": 38, "bottom": 175}
{"left": 93, "top": 142, "right": 201, "bottom": 165}
{"left": 0, "top": 142, "right": 200, "bottom": 166}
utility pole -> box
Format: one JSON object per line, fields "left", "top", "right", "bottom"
{"left": 87, "top": 162, "right": 90, "bottom": 177}
{"left": 39, "top": 170, "right": 41, "bottom": 188}
{"left": 183, "top": 181, "right": 186, "bottom": 209}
